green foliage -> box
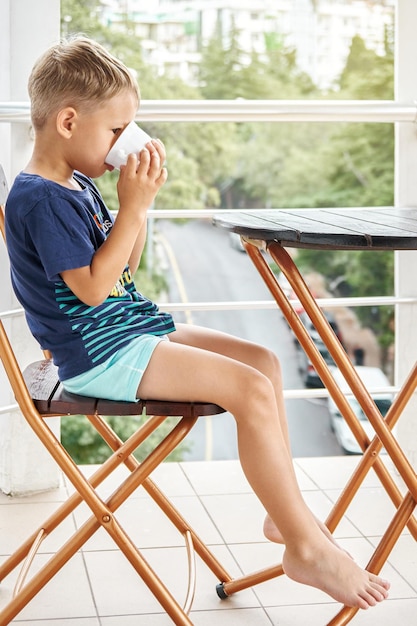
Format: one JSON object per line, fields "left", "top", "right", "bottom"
{"left": 233, "top": 33, "right": 394, "bottom": 211}
{"left": 59, "top": 0, "right": 397, "bottom": 431}
{"left": 198, "top": 24, "right": 252, "bottom": 99}
{"left": 61, "top": 1, "right": 394, "bottom": 220}
{"left": 155, "top": 121, "right": 239, "bottom": 210}
{"left": 133, "top": 254, "right": 168, "bottom": 303}
{"left": 199, "top": 22, "right": 316, "bottom": 100}
{"left": 61, "top": 413, "right": 188, "bottom": 464}
{"left": 61, "top": 0, "right": 105, "bottom": 37}
{"left": 316, "top": 122, "right": 394, "bottom": 208}
{"left": 295, "top": 35, "right": 395, "bottom": 361}
{"left": 237, "top": 121, "right": 333, "bottom": 208}
{"left": 303, "top": 34, "right": 395, "bottom": 210}
{"left": 339, "top": 34, "right": 394, "bottom": 98}
{"left": 345, "top": 250, "right": 395, "bottom": 359}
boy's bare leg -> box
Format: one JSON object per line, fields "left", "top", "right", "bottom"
{"left": 168, "top": 325, "right": 341, "bottom": 548}
{"left": 137, "top": 326, "right": 390, "bottom": 609}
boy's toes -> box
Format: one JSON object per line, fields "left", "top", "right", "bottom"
{"left": 367, "top": 577, "right": 390, "bottom": 603}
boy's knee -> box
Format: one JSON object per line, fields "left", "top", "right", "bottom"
{"left": 247, "top": 370, "right": 276, "bottom": 408}
{"left": 259, "top": 345, "right": 282, "bottom": 384}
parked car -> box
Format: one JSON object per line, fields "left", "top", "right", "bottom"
{"left": 295, "top": 311, "right": 344, "bottom": 388}
{"left": 328, "top": 366, "right": 393, "bottom": 454}
{"left": 298, "top": 310, "right": 344, "bottom": 346}
{"left": 297, "top": 336, "right": 335, "bottom": 388}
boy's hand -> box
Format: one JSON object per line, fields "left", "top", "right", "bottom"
{"left": 62, "top": 136, "right": 167, "bottom": 306}
{"left": 116, "top": 138, "right": 167, "bottom": 221}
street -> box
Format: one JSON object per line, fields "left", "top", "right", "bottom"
{"left": 155, "top": 218, "right": 343, "bottom": 460}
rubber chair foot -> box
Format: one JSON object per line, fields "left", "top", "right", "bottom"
{"left": 216, "top": 582, "right": 229, "bottom": 599}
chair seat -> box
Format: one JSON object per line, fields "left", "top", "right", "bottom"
{"left": 23, "top": 359, "right": 225, "bottom": 418}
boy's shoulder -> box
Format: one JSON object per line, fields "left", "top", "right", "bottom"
{"left": 10, "top": 170, "right": 95, "bottom": 192}
{"left": 7, "top": 172, "right": 111, "bottom": 236}
{"left": 7, "top": 172, "right": 52, "bottom": 217}
{"left": 8, "top": 171, "right": 98, "bottom": 205}
{"left": 6, "top": 171, "right": 99, "bottom": 226}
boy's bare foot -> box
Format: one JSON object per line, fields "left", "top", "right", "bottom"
{"left": 282, "top": 539, "right": 390, "bottom": 609}
{"left": 263, "top": 514, "right": 350, "bottom": 556}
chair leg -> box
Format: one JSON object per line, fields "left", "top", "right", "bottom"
{"left": 86, "top": 411, "right": 235, "bottom": 586}
{"left": 0, "top": 413, "right": 169, "bottom": 582}
{"left": 87, "top": 412, "right": 285, "bottom": 604}
{"left": 216, "top": 563, "right": 285, "bottom": 598}
{"left": 0, "top": 414, "right": 205, "bottom": 624}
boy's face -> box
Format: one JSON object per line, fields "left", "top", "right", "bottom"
{"left": 66, "top": 90, "right": 139, "bottom": 179}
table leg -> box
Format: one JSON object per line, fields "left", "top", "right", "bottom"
{"left": 213, "top": 239, "right": 416, "bottom": 624}
{"left": 266, "top": 241, "right": 417, "bottom": 496}
{"left": 243, "top": 239, "right": 417, "bottom": 536}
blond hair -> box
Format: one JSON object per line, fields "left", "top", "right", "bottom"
{"left": 28, "top": 36, "right": 140, "bottom": 130}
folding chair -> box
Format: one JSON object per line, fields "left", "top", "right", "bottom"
{"left": 0, "top": 165, "right": 236, "bottom": 624}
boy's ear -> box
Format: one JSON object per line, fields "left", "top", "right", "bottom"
{"left": 56, "top": 107, "right": 77, "bottom": 138}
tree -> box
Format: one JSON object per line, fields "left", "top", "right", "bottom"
{"left": 199, "top": 24, "right": 320, "bottom": 210}
{"left": 61, "top": 0, "right": 105, "bottom": 36}
{"left": 315, "top": 34, "right": 394, "bottom": 208}
{"left": 339, "top": 33, "right": 394, "bottom": 99}
{"left": 236, "top": 121, "right": 333, "bottom": 209}
{"left": 295, "top": 35, "right": 395, "bottom": 364}
{"left": 199, "top": 22, "right": 315, "bottom": 101}
{"left": 199, "top": 22, "right": 255, "bottom": 99}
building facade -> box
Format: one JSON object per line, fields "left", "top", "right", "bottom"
{"left": 99, "top": 0, "right": 395, "bottom": 89}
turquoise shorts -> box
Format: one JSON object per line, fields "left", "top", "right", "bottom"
{"left": 62, "top": 334, "right": 167, "bottom": 402}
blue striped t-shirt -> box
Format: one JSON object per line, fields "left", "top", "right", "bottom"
{"left": 5, "top": 171, "right": 175, "bottom": 380}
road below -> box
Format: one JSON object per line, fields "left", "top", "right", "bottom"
{"left": 155, "top": 218, "right": 343, "bottom": 460}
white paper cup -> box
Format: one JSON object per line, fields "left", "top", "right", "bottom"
{"left": 105, "top": 121, "right": 152, "bottom": 169}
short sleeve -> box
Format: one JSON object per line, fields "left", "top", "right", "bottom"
{"left": 26, "top": 196, "right": 97, "bottom": 282}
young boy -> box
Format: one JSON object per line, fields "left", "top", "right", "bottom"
{"left": 5, "top": 36, "right": 389, "bottom": 610}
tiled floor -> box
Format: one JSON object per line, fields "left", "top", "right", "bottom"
{"left": 0, "top": 456, "right": 416, "bottom": 625}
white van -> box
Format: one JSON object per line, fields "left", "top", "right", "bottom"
{"left": 328, "top": 366, "right": 393, "bottom": 454}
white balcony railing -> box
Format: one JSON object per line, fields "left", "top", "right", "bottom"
{"left": 1, "top": 99, "right": 417, "bottom": 123}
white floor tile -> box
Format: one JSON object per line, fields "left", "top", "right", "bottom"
{"left": 0, "top": 553, "right": 96, "bottom": 622}
{"left": 1, "top": 457, "right": 415, "bottom": 625}
{"left": 0, "top": 500, "right": 77, "bottom": 555}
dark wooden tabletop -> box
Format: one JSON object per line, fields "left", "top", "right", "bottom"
{"left": 213, "top": 207, "right": 417, "bottom": 250}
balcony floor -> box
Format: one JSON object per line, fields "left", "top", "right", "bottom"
{"left": 0, "top": 455, "right": 416, "bottom": 625}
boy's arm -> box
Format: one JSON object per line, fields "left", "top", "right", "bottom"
{"left": 128, "top": 218, "right": 147, "bottom": 275}
{"left": 62, "top": 141, "right": 166, "bottom": 306}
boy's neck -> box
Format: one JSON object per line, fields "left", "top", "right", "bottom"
{"left": 25, "top": 154, "right": 82, "bottom": 191}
